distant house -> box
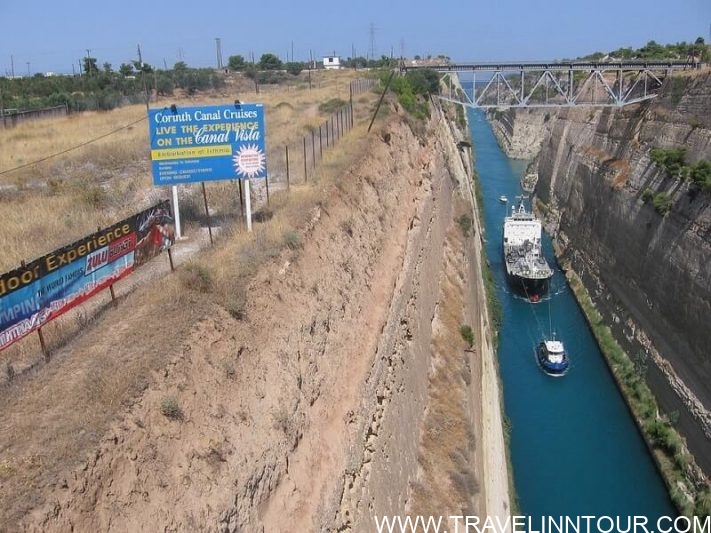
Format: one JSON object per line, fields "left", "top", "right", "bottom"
{"left": 322, "top": 55, "right": 341, "bottom": 70}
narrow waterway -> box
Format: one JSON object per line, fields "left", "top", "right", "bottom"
{"left": 468, "top": 109, "right": 675, "bottom": 524}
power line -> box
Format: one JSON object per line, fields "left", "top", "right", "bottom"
{"left": 0, "top": 115, "right": 147, "bottom": 177}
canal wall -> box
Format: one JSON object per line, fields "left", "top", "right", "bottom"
{"left": 487, "top": 69, "right": 711, "bottom": 511}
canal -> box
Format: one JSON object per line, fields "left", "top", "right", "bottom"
{"left": 467, "top": 109, "right": 676, "bottom": 524}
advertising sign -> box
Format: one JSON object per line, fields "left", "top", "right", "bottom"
{"left": 0, "top": 201, "right": 174, "bottom": 352}
{"left": 148, "top": 103, "right": 267, "bottom": 185}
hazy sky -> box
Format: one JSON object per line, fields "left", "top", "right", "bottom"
{"left": 2, "top": 0, "right": 710, "bottom": 75}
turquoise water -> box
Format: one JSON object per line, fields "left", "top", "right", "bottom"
{"left": 467, "top": 109, "right": 675, "bottom": 524}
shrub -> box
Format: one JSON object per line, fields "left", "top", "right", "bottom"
{"left": 318, "top": 98, "right": 347, "bottom": 114}
{"left": 641, "top": 188, "right": 654, "bottom": 203}
{"left": 457, "top": 214, "right": 473, "bottom": 237}
{"left": 160, "top": 396, "right": 182, "bottom": 420}
{"left": 459, "top": 325, "right": 475, "bottom": 348}
{"left": 180, "top": 262, "right": 212, "bottom": 292}
{"left": 650, "top": 147, "right": 687, "bottom": 178}
{"left": 690, "top": 160, "right": 711, "bottom": 191}
{"left": 652, "top": 192, "right": 672, "bottom": 215}
{"left": 283, "top": 229, "right": 301, "bottom": 250}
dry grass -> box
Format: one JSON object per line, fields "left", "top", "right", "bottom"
{"left": 0, "top": 69, "right": 375, "bottom": 271}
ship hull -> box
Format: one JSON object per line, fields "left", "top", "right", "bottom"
{"left": 504, "top": 269, "right": 550, "bottom": 300}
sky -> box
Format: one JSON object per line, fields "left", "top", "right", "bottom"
{"left": 1, "top": 0, "right": 710, "bottom": 76}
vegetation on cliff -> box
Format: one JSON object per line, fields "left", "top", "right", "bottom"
{"left": 650, "top": 147, "right": 711, "bottom": 192}
{"left": 385, "top": 68, "right": 441, "bottom": 119}
{"left": 579, "top": 37, "right": 710, "bottom": 63}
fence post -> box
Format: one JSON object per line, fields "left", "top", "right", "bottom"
{"left": 303, "top": 137, "right": 308, "bottom": 183}
{"left": 286, "top": 145, "right": 290, "bottom": 190}
{"left": 311, "top": 129, "right": 316, "bottom": 168}
{"left": 266, "top": 173, "right": 270, "bottom": 204}
{"left": 38, "top": 328, "right": 49, "bottom": 361}
{"left": 319, "top": 125, "right": 323, "bottom": 159}
{"left": 202, "top": 182, "right": 214, "bottom": 245}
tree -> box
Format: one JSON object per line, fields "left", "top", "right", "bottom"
{"left": 258, "top": 53, "right": 282, "bottom": 70}
{"left": 102, "top": 62, "right": 113, "bottom": 74}
{"left": 119, "top": 63, "right": 134, "bottom": 77}
{"left": 285, "top": 62, "right": 303, "bottom": 76}
{"left": 83, "top": 56, "right": 99, "bottom": 76}
{"left": 173, "top": 61, "right": 188, "bottom": 71}
{"left": 227, "top": 55, "right": 247, "bottom": 71}
{"left": 132, "top": 60, "right": 153, "bottom": 74}
{"left": 405, "top": 69, "right": 441, "bottom": 95}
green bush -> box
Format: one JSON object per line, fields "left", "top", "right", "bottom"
{"left": 690, "top": 160, "right": 711, "bottom": 191}
{"left": 160, "top": 396, "right": 182, "bottom": 420}
{"left": 641, "top": 188, "right": 654, "bottom": 203}
{"left": 283, "top": 229, "right": 302, "bottom": 250}
{"left": 459, "top": 325, "right": 475, "bottom": 347}
{"left": 180, "top": 262, "right": 212, "bottom": 292}
{"left": 651, "top": 147, "right": 687, "bottom": 178}
{"left": 457, "top": 214, "right": 473, "bottom": 236}
{"left": 652, "top": 192, "right": 672, "bottom": 215}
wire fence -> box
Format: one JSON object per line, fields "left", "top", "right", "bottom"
{"left": 0, "top": 104, "right": 69, "bottom": 129}
{"left": 251, "top": 77, "right": 378, "bottom": 207}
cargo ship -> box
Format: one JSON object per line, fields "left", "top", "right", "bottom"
{"left": 502, "top": 197, "right": 553, "bottom": 301}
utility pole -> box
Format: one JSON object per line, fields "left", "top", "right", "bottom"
{"left": 137, "top": 44, "right": 149, "bottom": 111}
{"left": 10, "top": 55, "right": 14, "bottom": 78}
{"left": 85, "top": 49, "right": 91, "bottom": 76}
{"left": 26, "top": 61, "right": 30, "bottom": 77}
{"left": 369, "top": 22, "right": 376, "bottom": 62}
{"left": 215, "top": 37, "right": 223, "bottom": 69}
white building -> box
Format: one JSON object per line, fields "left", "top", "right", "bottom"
{"left": 322, "top": 55, "right": 341, "bottom": 70}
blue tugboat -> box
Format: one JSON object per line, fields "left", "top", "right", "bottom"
{"left": 536, "top": 338, "right": 569, "bottom": 376}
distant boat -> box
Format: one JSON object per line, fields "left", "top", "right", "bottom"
{"left": 536, "top": 337, "right": 569, "bottom": 376}
{"left": 499, "top": 195, "right": 508, "bottom": 203}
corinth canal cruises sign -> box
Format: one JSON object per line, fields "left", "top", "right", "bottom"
{"left": 148, "top": 103, "right": 266, "bottom": 185}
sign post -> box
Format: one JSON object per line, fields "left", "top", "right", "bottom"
{"left": 245, "top": 178, "right": 252, "bottom": 232}
{"left": 147, "top": 103, "right": 267, "bottom": 232}
{"left": 171, "top": 185, "right": 182, "bottom": 239}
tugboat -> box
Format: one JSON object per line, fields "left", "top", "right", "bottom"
{"left": 536, "top": 337, "right": 569, "bottom": 376}
{"left": 499, "top": 195, "right": 508, "bottom": 204}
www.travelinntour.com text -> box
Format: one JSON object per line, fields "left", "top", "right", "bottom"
{"left": 373, "top": 515, "right": 710, "bottom": 533}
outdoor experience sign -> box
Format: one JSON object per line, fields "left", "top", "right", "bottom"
{"left": 148, "top": 103, "right": 267, "bottom": 185}
{"left": 0, "top": 201, "right": 175, "bottom": 352}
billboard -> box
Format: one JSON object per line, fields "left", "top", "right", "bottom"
{"left": 148, "top": 103, "right": 267, "bottom": 185}
{"left": 0, "top": 201, "right": 174, "bottom": 352}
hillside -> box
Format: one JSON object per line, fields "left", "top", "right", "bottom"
{"left": 0, "top": 73, "right": 509, "bottom": 531}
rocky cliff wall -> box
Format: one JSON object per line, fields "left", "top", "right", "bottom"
{"left": 497, "top": 70, "right": 711, "bottom": 475}
{"left": 489, "top": 108, "right": 551, "bottom": 159}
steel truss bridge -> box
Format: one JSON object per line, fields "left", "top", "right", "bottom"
{"left": 402, "top": 60, "right": 699, "bottom": 108}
